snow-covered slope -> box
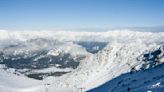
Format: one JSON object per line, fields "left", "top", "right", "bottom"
{"left": 0, "top": 30, "right": 164, "bottom": 92}
{"left": 89, "top": 63, "right": 164, "bottom": 92}
{"left": 56, "top": 43, "right": 164, "bottom": 91}
{"left": 0, "top": 66, "right": 45, "bottom": 92}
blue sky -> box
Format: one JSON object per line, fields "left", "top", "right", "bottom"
{"left": 0, "top": 0, "right": 164, "bottom": 30}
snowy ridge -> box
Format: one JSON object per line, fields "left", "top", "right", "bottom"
{"left": 56, "top": 42, "right": 148, "bottom": 90}
{"left": 51, "top": 31, "right": 164, "bottom": 91}
{"left": 0, "top": 30, "right": 164, "bottom": 92}
{"left": 89, "top": 62, "right": 164, "bottom": 92}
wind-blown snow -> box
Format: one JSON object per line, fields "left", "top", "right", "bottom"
{"left": 0, "top": 30, "right": 164, "bottom": 92}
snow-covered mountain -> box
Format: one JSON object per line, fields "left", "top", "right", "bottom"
{"left": 0, "top": 30, "right": 164, "bottom": 92}
{"left": 88, "top": 46, "right": 164, "bottom": 92}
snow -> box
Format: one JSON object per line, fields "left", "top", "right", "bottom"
{"left": 152, "top": 82, "right": 161, "bottom": 88}
{"left": 27, "top": 67, "right": 73, "bottom": 74}
{"left": 47, "top": 49, "right": 62, "bottom": 56}
{"left": 0, "top": 69, "right": 44, "bottom": 92}
{"left": 88, "top": 63, "right": 164, "bottom": 92}
{"left": 58, "top": 42, "right": 148, "bottom": 91}
{"left": 0, "top": 29, "right": 164, "bottom": 92}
